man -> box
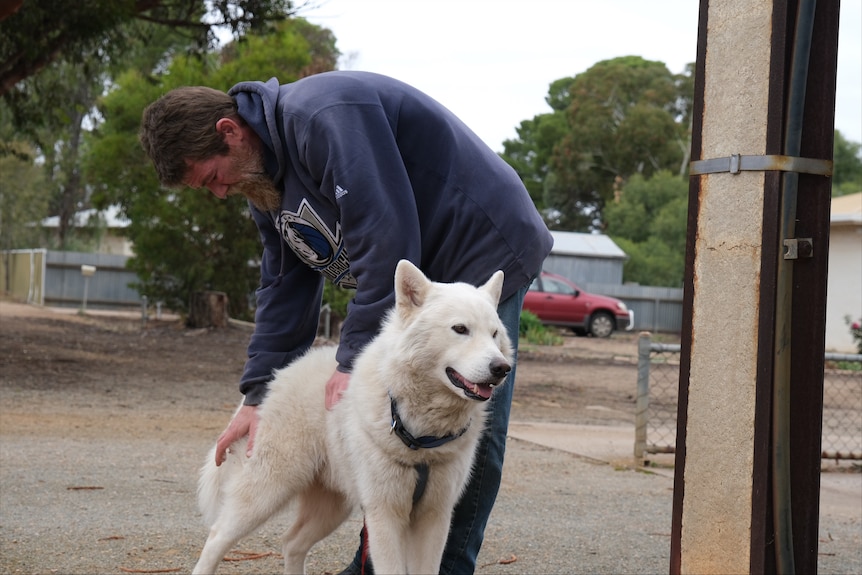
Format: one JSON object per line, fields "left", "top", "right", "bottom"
{"left": 140, "top": 71, "right": 553, "bottom": 574}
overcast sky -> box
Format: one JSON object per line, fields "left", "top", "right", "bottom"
{"left": 299, "top": 0, "right": 862, "bottom": 153}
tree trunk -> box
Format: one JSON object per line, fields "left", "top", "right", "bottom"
{"left": 188, "top": 291, "right": 229, "bottom": 329}
{"left": 57, "top": 106, "right": 85, "bottom": 248}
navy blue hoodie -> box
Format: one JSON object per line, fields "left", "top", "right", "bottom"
{"left": 229, "top": 71, "right": 553, "bottom": 405}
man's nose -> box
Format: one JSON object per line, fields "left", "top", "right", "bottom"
{"left": 207, "top": 182, "right": 229, "bottom": 199}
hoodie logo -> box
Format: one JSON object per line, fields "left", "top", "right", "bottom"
{"left": 278, "top": 199, "right": 357, "bottom": 289}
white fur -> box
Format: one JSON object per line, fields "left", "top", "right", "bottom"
{"left": 192, "top": 260, "right": 513, "bottom": 574}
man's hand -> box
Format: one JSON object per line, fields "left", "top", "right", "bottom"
{"left": 215, "top": 404, "right": 259, "bottom": 466}
{"left": 325, "top": 370, "right": 351, "bottom": 410}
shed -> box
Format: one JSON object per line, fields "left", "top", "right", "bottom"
{"left": 824, "top": 192, "right": 862, "bottom": 352}
{"left": 542, "top": 231, "right": 628, "bottom": 285}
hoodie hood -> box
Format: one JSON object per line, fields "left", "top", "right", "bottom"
{"left": 229, "top": 78, "right": 286, "bottom": 183}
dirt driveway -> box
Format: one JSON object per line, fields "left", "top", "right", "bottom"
{"left": 1, "top": 300, "right": 859, "bottom": 574}
{"left": 0, "top": 299, "right": 653, "bottom": 443}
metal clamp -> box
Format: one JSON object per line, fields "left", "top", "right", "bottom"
{"left": 783, "top": 238, "right": 813, "bottom": 260}
{"left": 690, "top": 154, "right": 832, "bottom": 176}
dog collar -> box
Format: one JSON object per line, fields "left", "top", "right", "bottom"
{"left": 389, "top": 394, "right": 470, "bottom": 451}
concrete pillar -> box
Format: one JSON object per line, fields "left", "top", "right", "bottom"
{"left": 678, "top": 3, "right": 773, "bottom": 572}
{"left": 671, "top": 1, "right": 839, "bottom": 573}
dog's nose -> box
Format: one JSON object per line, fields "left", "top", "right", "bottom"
{"left": 490, "top": 360, "right": 511, "bottom": 380}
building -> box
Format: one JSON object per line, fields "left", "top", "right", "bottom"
{"left": 40, "top": 205, "right": 133, "bottom": 256}
{"left": 541, "top": 231, "right": 628, "bottom": 285}
{"left": 825, "top": 192, "right": 862, "bottom": 352}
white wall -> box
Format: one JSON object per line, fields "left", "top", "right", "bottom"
{"left": 825, "top": 223, "right": 862, "bottom": 352}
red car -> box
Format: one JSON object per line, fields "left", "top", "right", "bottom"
{"left": 523, "top": 272, "right": 634, "bottom": 338}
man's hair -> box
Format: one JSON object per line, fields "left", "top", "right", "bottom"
{"left": 139, "top": 86, "right": 238, "bottom": 187}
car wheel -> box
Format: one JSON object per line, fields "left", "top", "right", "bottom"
{"left": 588, "top": 312, "right": 614, "bottom": 338}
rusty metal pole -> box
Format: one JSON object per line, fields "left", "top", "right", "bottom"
{"left": 670, "top": 1, "right": 839, "bottom": 573}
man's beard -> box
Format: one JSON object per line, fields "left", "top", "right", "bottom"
{"left": 228, "top": 174, "right": 282, "bottom": 212}
{"left": 226, "top": 147, "right": 282, "bottom": 212}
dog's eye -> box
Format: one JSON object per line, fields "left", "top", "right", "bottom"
{"left": 452, "top": 324, "right": 469, "bottom": 335}
{"left": 493, "top": 329, "right": 498, "bottom": 338}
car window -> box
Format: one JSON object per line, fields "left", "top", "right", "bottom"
{"left": 528, "top": 277, "right": 542, "bottom": 292}
{"left": 543, "top": 277, "right": 575, "bottom": 296}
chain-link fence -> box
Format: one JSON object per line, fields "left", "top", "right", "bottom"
{"left": 634, "top": 333, "right": 862, "bottom": 460}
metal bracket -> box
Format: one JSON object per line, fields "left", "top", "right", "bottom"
{"left": 783, "top": 238, "right": 813, "bottom": 260}
{"left": 690, "top": 154, "right": 833, "bottom": 176}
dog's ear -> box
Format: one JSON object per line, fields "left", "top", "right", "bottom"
{"left": 480, "top": 270, "right": 504, "bottom": 307}
{"left": 394, "top": 260, "right": 430, "bottom": 313}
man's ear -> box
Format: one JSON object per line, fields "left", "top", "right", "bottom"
{"left": 215, "top": 117, "right": 244, "bottom": 145}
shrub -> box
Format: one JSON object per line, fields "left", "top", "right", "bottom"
{"left": 519, "top": 310, "right": 564, "bottom": 346}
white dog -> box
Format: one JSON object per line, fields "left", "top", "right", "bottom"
{"left": 192, "top": 260, "right": 513, "bottom": 574}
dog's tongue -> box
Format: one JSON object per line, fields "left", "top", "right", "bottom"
{"left": 447, "top": 368, "right": 496, "bottom": 401}
{"left": 474, "top": 383, "right": 494, "bottom": 400}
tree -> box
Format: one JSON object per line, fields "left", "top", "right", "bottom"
{"left": 604, "top": 170, "right": 688, "bottom": 287}
{"left": 0, "top": 142, "right": 48, "bottom": 252}
{"left": 2, "top": 11, "right": 212, "bottom": 248}
{"left": 84, "top": 19, "right": 339, "bottom": 320}
{"left": 0, "top": 0, "right": 296, "bottom": 95}
{"left": 0, "top": 101, "right": 50, "bottom": 293}
{"left": 550, "top": 56, "right": 689, "bottom": 231}
{"left": 216, "top": 17, "right": 335, "bottom": 80}
{"left": 832, "top": 129, "right": 862, "bottom": 196}
{"left": 7, "top": 60, "right": 108, "bottom": 248}
{"left": 503, "top": 57, "right": 693, "bottom": 232}
{"left": 501, "top": 77, "right": 574, "bottom": 214}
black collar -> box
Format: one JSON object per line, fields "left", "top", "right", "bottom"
{"left": 389, "top": 394, "right": 470, "bottom": 451}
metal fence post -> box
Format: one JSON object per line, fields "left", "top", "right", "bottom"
{"left": 635, "top": 331, "right": 652, "bottom": 459}
{"left": 80, "top": 265, "right": 96, "bottom": 312}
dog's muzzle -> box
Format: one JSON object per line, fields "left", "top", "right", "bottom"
{"left": 446, "top": 361, "right": 510, "bottom": 401}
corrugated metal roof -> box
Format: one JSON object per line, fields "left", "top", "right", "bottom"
{"left": 549, "top": 231, "right": 628, "bottom": 259}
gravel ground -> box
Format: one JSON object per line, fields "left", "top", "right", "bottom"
{"left": 3, "top": 428, "right": 859, "bottom": 575}
{"left": 1, "top": 426, "right": 678, "bottom": 574}
{"left": 0, "top": 301, "right": 859, "bottom": 574}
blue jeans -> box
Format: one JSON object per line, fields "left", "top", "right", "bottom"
{"left": 346, "top": 282, "right": 529, "bottom": 575}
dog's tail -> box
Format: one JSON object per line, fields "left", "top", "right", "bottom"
{"left": 197, "top": 438, "right": 249, "bottom": 527}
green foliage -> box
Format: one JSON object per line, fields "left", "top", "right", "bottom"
{"left": 1, "top": 7, "right": 295, "bottom": 259}
{"left": 2, "top": 19, "right": 196, "bottom": 252}
{"left": 832, "top": 360, "right": 862, "bottom": 372}
{"left": 9, "top": 58, "right": 110, "bottom": 248}
{"left": 519, "top": 310, "right": 564, "bottom": 346}
{"left": 84, "top": 19, "right": 338, "bottom": 320}
{"left": 504, "top": 60, "right": 860, "bottom": 291}
{"left": 545, "top": 77, "right": 578, "bottom": 112}
{"left": 501, "top": 112, "right": 569, "bottom": 212}
{"left": 87, "top": 63, "right": 262, "bottom": 317}
{"left": 125, "top": 193, "right": 261, "bottom": 320}
{"left": 549, "top": 57, "right": 689, "bottom": 231}
{"left": 503, "top": 56, "right": 693, "bottom": 232}
{"left": 832, "top": 130, "right": 862, "bottom": 196}
{"left": 605, "top": 171, "right": 688, "bottom": 287}
{"left": 0, "top": 141, "right": 49, "bottom": 251}
{"left": 218, "top": 18, "right": 336, "bottom": 81}
{"left": 0, "top": 0, "right": 294, "bottom": 95}
{"left": 323, "top": 282, "right": 352, "bottom": 320}
{"left": 500, "top": 77, "right": 578, "bottom": 212}
{"left": 613, "top": 236, "right": 684, "bottom": 288}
